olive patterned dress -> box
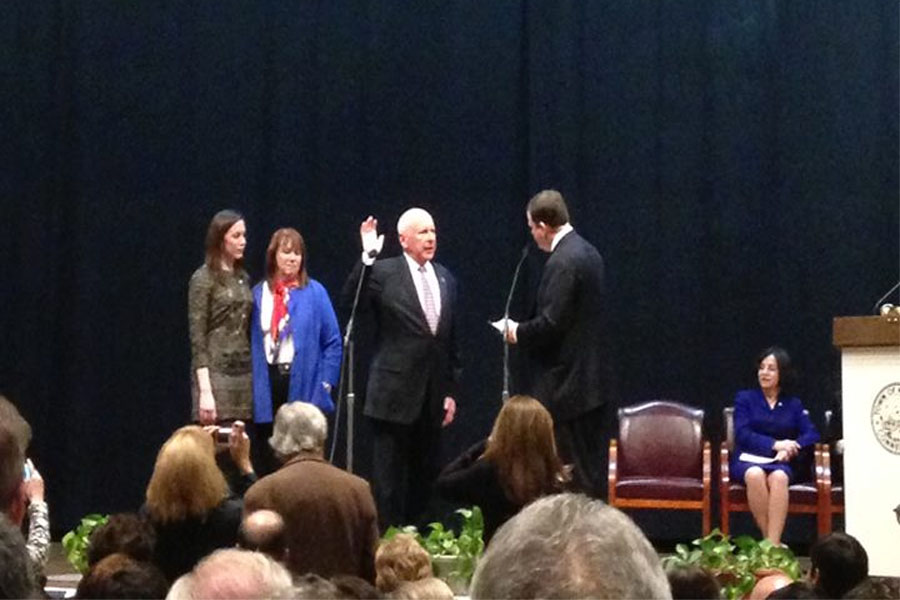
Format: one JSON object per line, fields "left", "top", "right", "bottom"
{"left": 188, "top": 264, "right": 253, "bottom": 421}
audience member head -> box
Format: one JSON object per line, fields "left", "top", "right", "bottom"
{"left": 268, "top": 402, "right": 328, "bottom": 462}
{"left": 145, "top": 426, "right": 227, "bottom": 523}
{"left": 766, "top": 580, "right": 819, "bottom": 599}
{"left": 292, "top": 572, "right": 341, "bottom": 599}
{"left": 0, "top": 512, "right": 36, "bottom": 599}
{"left": 666, "top": 564, "right": 721, "bottom": 599}
{"left": 842, "top": 577, "right": 900, "bottom": 599}
{"left": 749, "top": 573, "right": 794, "bottom": 600}
{"left": 810, "top": 532, "right": 869, "bottom": 599}
{"left": 238, "top": 510, "right": 288, "bottom": 562}
{"left": 164, "top": 573, "right": 193, "bottom": 600}
{"left": 0, "top": 424, "right": 25, "bottom": 524}
{"left": 389, "top": 577, "right": 454, "bottom": 600}
{"left": 330, "top": 574, "right": 383, "bottom": 600}
{"left": 470, "top": 493, "right": 671, "bottom": 599}
{"left": 204, "top": 209, "right": 245, "bottom": 272}
{"left": 265, "top": 228, "right": 309, "bottom": 288}
{"left": 189, "top": 548, "right": 293, "bottom": 600}
{"left": 87, "top": 512, "right": 156, "bottom": 567}
{"left": 375, "top": 533, "right": 432, "bottom": 594}
{"left": 0, "top": 395, "right": 32, "bottom": 452}
{"left": 482, "top": 395, "right": 566, "bottom": 505}
{"left": 76, "top": 553, "right": 169, "bottom": 599}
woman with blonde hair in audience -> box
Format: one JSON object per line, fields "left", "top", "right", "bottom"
{"left": 144, "top": 422, "right": 256, "bottom": 582}
{"left": 375, "top": 533, "right": 432, "bottom": 594}
{"left": 436, "top": 394, "right": 569, "bottom": 542}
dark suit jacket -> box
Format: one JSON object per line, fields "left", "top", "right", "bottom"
{"left": 344, "top": 255, "right": 461, "bottom": 424}
{"left": 243, "top": 456, "right": 379, "bottom": 582}
{"left": 516, "top": 231, "right": 609, "bottom": 422}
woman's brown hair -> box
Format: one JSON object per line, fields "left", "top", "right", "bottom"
{"left": 482, "top": 395, "right": 567, "bottom": 506}
{"left": 204, "top": 209, "right": 244, "bottom": 272}
{"left": 145, "top": 426, "right": 227, "bottom": 523}
{"left": 265, "top": 228, "right": 309, "bottom": 289}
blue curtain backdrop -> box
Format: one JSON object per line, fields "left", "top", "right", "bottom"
{"left": 1, "top": 1, "right": 897, "bottom": 542}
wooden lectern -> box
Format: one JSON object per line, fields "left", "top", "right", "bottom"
{"left": 832, "top": 315, "right": 900, "bottom": 577}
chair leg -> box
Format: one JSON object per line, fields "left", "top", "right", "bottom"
{"left": 702, "top": 503, "right": 710, "bottom": 535}
{"left": 721, "top": 498, "right": 729, "bottom": 535}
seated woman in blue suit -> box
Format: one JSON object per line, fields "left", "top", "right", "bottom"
{"left": 731, "top": 346, "right": 819, "bottom": 545}
{"left": 250, "top": 228, "right": 342, "bottom": 472}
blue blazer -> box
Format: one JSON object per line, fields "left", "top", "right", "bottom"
{"left": 731, "top": 388, "right": 819, "bottom": 482}
{"left": 251, "top": 279, "right": 342, "bottom": 422}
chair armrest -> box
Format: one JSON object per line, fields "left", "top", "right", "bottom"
{"left": 608, "top": 439, "right": 618, "bottom": 504}
{"left": 702, "top": 441, "right": 711, "bottom": 489}
{"left": 818, "top": 443, "right": 833, "bottom": 495}
{"left": 720, "top": 442, "right": 731, "bottom": 486}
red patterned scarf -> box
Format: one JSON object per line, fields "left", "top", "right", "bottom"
{"left": 270, "top": 278, "right": 299, "bottom": 342}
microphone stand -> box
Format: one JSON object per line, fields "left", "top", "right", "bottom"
{"left": 330, "top": 257, "right": 372, "bottom": 473}
{"left": 501, "top": 246, "right": 530, "bottom": 403}
{"left": 871, "top": 280, "right": 900, "bottom": 314}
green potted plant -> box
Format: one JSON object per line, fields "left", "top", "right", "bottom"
{"left": 662, "top": 529, "right": 801, "bottom": 600}
{"left": 383, "top": 506, "right": 485, "bottom": 595}
{"left": 61, "top": 513, "right": 109, "bottom": 574}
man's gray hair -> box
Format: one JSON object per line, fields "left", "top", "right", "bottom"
{"left": 396, "top": 207, "right": 433, "bottom": 235}
{"left": 268, "top": 402, "right": 328, "bottom": 459}
{"left": 470, "top": 493, "right": 672, "bottom": 599}
{"left": 181, "top": 548, "right": 294, "bottom": 600}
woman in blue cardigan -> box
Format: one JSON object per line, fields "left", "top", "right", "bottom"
{"left": 731, "top": 346, "right": 819, "bottom": 545}
{"left": 250, "top": 228, "right": 342, "bottom": 472}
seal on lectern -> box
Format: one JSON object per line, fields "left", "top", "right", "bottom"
{"left": 871, "top": 382, "right": 900, "bottom": 454}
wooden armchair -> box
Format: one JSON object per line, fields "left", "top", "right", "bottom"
{"left": 719, "top": 406, "right": 829, "bottom": 536}
{"left": 817, "top": 409, "right": 843, "bottom": 532}
{"left": 608, "top": 400, "right": 711, "bottom": 534}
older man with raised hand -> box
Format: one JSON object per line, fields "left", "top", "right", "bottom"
{"left": 242, "top": 402, "right": 379, "bottom": 582}
{"left": 343, "top": 208, "right": 462, "bottom": 530}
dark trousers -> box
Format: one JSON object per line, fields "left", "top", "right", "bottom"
{"left": 251, "top": 364, "right": 290, "bottom": 476}
{"left": 370, "top": 396, "right": 443, "bottom": 532}
{"left": 555, "top": 403, "right": 610, "bottom": 500}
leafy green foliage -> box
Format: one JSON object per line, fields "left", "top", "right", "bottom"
{"left": 61, "top": 513, "right": 109, "bottom": 574}
{"left": 382, "top": 506, "right": 485, "bottom": 587}
{"left": 663, "top": 529, "right": 801, "bottom": 600}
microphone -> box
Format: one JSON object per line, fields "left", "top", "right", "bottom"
{"left": 501, "top": 244, "right": 530, "bottom": 402}
{"left": 366, "top": 248, "right": 379, "bottom": 259}
{"left": 503, "top": 244, "right": 530, "bottom": 321}
{"left": 871, "top": 280, "right": 900, "bottom": 314}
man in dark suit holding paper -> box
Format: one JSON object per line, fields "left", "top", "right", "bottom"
{"left": 504, "top": 190, "right": 611, "bottom": 497}
{"left": 344, "top": 208, "right": 461, "bottom": 529}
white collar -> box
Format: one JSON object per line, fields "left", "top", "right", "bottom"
{"left": 550, "top": 223, "right": 574, "bottom": 252}
{"left": 403, "top": 252, "right": 432, "bottom": 274}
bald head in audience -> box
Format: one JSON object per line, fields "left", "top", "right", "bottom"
{"left": 470, "top": 493, "right": 671, "bottom": 599}
{"left": 749, "top": 573, "right": 793, "bottom": 600}
{"left": 238, "top": 510, "right": 288, "bottom": 563}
